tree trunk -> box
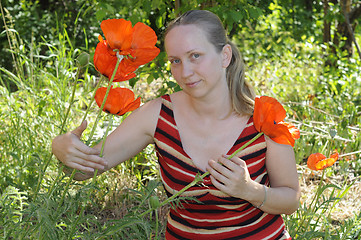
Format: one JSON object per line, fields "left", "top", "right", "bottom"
{"left": 323, "top": 0, "right": 331, "bottom": 43}
{"left": 333, "top": 0, "right": 361, "bottom": 58}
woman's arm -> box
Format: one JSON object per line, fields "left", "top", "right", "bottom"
{"left": 251, "top": 137, "right": 300, "bottom": 214}
{"left": 52, "top": 98, "right": 162, "bottom": 180}
{"left": 207, "top": 136, "right": 300, "bottom": 215}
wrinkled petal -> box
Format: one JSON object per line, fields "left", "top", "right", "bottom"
{"left": 118, "top": 97, "right": 141, "bottom": 116}
{"left": 132, "top": 22, "right": 158, "bottom": 49}
{"left": 94, "top": 87, "right": 141, "bottom": 116}
{"left": 125, "top": 47, "right": 160, "bottom": 67}
{"left": 307, "top": 153, "right": 326, "bottom": 171}
{"left": 263, "top": 122, "right": 296, "bottom": 147}
{"left": 280, "top": 122, "right": 300, "bottom": 140}
{"left": 95, "top": 87, "right": 121, "bottom": 115}
{"left": 314, "top": 157, "right": 337, "bottom": 170}
{"left": 101, "top": 19, "right": 133, "bottom": 51}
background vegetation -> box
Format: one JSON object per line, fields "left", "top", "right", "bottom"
{"left": 0, "top": 0, "right": 360, "bottom": 239}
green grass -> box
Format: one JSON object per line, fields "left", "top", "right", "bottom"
{"left": 0, "top": 12, "right": 360, "bottom": 240}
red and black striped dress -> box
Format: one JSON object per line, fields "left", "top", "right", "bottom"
{"left": 154, "top": 95, "right": 291, "bottom": 239}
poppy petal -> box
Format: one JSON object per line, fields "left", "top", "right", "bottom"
{"left": 314, "top": 157, "right": 337, "bottom": 170}
{"left": 330, "top": 151, "right": 339, "bottom": 160}
{"left": 101, "top": 19, "right": 133, "bottom": 51}
{"left": 132, "top": 22, "right": 158, "bottom": 49}
{"left": 254, "top": 96, "right": 286, "bottom": 132}
{"left": 95, "top": 87, "right": 141, "bottom": 116}
{"left": 94, "top": 40, "right": 118, "bottom": 78}
{"left": 280, "top": 122, "right": 301, "bottom": 140}
{"left": 307, "top": 153, "right": 326, "bottom": 171}
{"left": 94, "top": 40, "right": 137, "bottom": 81}
{"left": 118, "top": 97, "right": 141, "bottom": 116}
{"left": 262, "top": 121, "right": 296, "bottom": 146}
{"left": 95, "top": 87, "right": 122, "bottom": 115}
{"left": 125, "top": 47, "right": 160, "bottom": 67}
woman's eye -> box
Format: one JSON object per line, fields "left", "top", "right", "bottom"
{"left": 192, "top": 53, "right": 200, "bottom": 59}
{"left": 170, "top": 59, "right": 180, "bottom": 64}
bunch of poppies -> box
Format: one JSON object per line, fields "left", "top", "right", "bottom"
{"left": 93, "top": 18, "right": 160, "bottom": 116}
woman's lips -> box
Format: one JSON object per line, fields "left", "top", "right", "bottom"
{"left": 186, "top": 80, "right": 201, "bottom": 88}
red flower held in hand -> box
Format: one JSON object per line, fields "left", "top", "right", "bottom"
{"left": 253, "top": 96, "right": 300, "bottom": 147}
{"left": 307, "top": 150, "right": 339, "bottom": 171}
{"left": 95, "top": 87, "right": 141, "bottom": 116}
{"left": 94, "top": 18, "right": 160, "bottom": 82}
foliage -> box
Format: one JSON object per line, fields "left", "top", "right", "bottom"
{"left": 0, "top": 0, "right": 360, "bottom": 239}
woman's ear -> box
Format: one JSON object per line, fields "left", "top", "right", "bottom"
{"left": 222, "top": 44, "right": 232, "bottom": 68}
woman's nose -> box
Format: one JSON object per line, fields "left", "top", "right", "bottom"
{"left": 181, "top": 61, "right": 194, "bottom": 78}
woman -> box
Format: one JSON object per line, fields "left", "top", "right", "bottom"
{"left": 52, "top": 10, "right": 300, "bottom": 239}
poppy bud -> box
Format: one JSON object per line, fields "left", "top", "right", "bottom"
{"left": 329, "top": 129, "right": 337, "bottom": 138}
{"left": 149, "top": 195, "right": 160, "bottom": 209}
{"left": 77, "top": 52, "right": 89, "bottom": 68}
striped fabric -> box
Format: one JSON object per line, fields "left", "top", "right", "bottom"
{"left": 154, "top": 95, "right": 291, "bottom": 240}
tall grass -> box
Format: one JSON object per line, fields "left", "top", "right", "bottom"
{"left": 1, "top": 10, "right": 360, "bottom": 240}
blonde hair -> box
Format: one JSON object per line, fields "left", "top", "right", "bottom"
{"left": 165, "top": 10, "right": 255, "bottom": 115}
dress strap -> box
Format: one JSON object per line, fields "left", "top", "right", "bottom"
{"left": 160, "top": 94, "right": 173, "bottom": 112}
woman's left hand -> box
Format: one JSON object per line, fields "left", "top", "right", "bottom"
{"left": 206, "top": 154, "right": 254, "bottom": 199}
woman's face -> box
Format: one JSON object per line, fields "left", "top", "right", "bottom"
{"left": 165, "top": 24, "right": 231, "bottom": 99}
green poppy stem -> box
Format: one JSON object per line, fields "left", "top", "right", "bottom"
{"left": 140, "top": 132, "right": 264, "bottom": 217}
{"left": 92, "top": 114, "right": 113, "bottom": 184}
{"left": 55, "top": 54, "right": 123, "bottom": 215}
{"left": 86, "top": 53, "right": 124, "bottom": 146}
{"left": 68, "top": 54, "right": 124, "bottom": 239}
{"left": 228, "top": 132, "right": 264, "bottom": 159}
{"left": 80, "top": 75, "right": 104, "bottom": 124}
{"left": 56, "top": 168, "right": 77, "bottom": 210}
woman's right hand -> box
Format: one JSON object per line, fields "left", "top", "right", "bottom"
{"left": 52, "top": 121, "right": 108, "bottom": 173}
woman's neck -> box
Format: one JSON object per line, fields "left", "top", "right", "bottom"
{"left": 184, "top": 88, "right": 235, "bottom": 120}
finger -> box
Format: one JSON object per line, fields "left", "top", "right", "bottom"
{"left": 70, "top": 156, "right": 106, "bottom": 171}
{"left": 209, "top": 175, "right": 228, "bottom": 194}
{"left": 72, "top": 138, "right": 102, "bottom": 156}
{"left": 218, "top": 155, "right": 239, "bottom": 171}
{"left": 67, "top": 161, "right": 95, "bottom": 173}
{"left": 224, "top": 154, "right": 246, "bottom": 167}
{"left": 207, "top": 160, "right": 230, "bottom": 183}
{"left": 69, "top": 145, "right": 106, "bottom": 166}
{"left": 71, "top": 120, "right": 87, "bottom": 138}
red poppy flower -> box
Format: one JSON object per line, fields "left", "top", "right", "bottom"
{"left": 307, "top": 150, "right": 339, "bottom": 171}
{"left": 94, "top": 38, "right": 137, "bottom": 82}
{"left": 253, "top": 96, "right": 300, "bottom": 147}
{"left": 94, "top": 87, "right": 141, "bottom": 116}
{"left": 93, "top": 19, "right": 160, "bottom": 81}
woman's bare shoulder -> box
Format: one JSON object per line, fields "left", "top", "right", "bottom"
{"left": 124, "top": 96, "right": 163, "bottom": 137}
{"left": 138, "top": 96, "right": 163, "bottom": 115}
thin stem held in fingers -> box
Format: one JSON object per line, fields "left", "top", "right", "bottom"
{"left": 92, "top": 114, "right": 113, "bottom": 184}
